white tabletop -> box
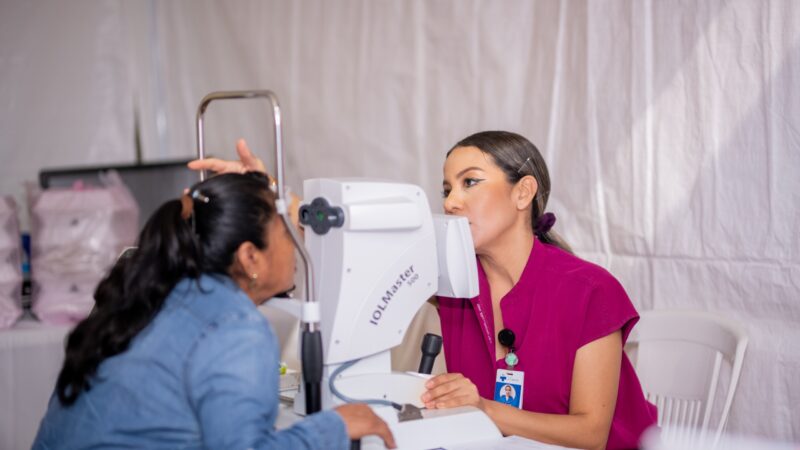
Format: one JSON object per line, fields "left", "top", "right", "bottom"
{"left": 276, "top": 395, "right": 575, "bottom": 450}
{"left": 0, "top": 316, "right": 72, "bottom": 450}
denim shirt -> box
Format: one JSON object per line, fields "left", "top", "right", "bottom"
{"left": 33, "top": 275, "right": 348, "bottom": 450}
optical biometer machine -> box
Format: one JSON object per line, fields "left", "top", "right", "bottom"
{"left": 195, "top": 91, "right": 503, "bottom": 449}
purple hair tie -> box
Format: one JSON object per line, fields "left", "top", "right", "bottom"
{"left": 534, "top": 212, "right": 556, "bottom": 236}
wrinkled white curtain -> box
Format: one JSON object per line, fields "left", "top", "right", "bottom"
{"left": 1, "top": 0, "right": 798, "bottom": 442}
{"left": 0, "top": 0, "right": 135, "bottom": 202}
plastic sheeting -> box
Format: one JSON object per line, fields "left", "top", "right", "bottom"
{"left": 0, "top": 0, "right": 798, "bottom": 441}
{"left": 28, "top": 171, "right": 139, "bottom": 324}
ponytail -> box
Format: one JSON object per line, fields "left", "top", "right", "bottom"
{"left": 532, "top": 211, "right": 573, "bottom": 254}
{"left": 56, "top": 171, "right": 276, "bottom": 406}
{"left": 56, "top": 199, "right": 200, "bottom": 405}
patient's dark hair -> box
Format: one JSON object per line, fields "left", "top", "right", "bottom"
{"left": 448, "top": 131, "right": 572, "bottom": 253}
{"left": 56, "top": 172, "right": 276, "bottom": 406}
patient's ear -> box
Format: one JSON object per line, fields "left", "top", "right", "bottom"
{"left": 234, "top": 241, "right": 264, "bottom": 277}
{"left": 514, "top": 175, "right": 538, "bottom": 210}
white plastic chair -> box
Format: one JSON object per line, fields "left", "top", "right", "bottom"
{"left": 626, "top": 310, "right": 748, "bottom": 448}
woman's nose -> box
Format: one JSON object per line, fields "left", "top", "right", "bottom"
{"left": 443, "top": 193, "right": 460, "bottom": 214}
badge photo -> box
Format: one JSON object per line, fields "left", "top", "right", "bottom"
{"left": 494, "top": 369, "right": 524, "bottom": 409}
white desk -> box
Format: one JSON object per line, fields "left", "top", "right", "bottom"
{"left": 277, "top": 397, "right": 574, "bottom": 450}
{"left": 0, "top": 317, "right": 72, "bottom": 450}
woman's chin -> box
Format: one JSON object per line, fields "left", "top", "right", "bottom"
{"left": 471, "top": 233, "right": 486, "bottom": 251}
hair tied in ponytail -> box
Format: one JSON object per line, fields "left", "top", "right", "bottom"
{"left": 534, "top": 212, "right": 556, "bottom": 237}
{"left": 180, "top": 190, "right": 210, "bottom": 220}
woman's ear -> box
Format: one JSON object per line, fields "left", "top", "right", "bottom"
{"left": 514, "top": 175, "right": 539, "bottom": 211}
{"left": 234, "top": 241, "right": 262, "bottom": 278}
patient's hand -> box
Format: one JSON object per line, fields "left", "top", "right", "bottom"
{"left": 187, "top": 138, "right": 267, "bottom": 174}
{"left": 188, "top": 138, "right": 303, "bottom": 227}
{"left": 421, "top": 372, "right": 485, "bottom": 410}
{"left": 335, "top": 403, "right": 396, "bottom": 448}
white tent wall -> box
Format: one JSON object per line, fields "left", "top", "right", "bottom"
{"left": 0, "top": 0, "right": 797, "bottom": 442}
{"left": 0, "top": 0, "right": 136, "bottom": 211}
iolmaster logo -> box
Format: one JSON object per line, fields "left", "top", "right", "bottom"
{"left": 369, "top": 265, "right": 418, "bottom": 325}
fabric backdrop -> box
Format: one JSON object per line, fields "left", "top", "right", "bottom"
{"left": 0, "top": 0, "right": 798, "bottom": 441}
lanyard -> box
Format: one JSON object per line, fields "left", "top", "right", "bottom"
{"left": 473, "top": 298, "right": 519, "bottom": 368}
{"left": 472, "top": 297, "right": 496, "bottom": 353}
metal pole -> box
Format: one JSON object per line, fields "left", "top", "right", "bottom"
{"left": 195, "top": 91, "right": 322, "bottom": 413}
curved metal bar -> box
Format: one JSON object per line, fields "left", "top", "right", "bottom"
{"left": 194, "top": 90, "right": 317, "bottom": 329}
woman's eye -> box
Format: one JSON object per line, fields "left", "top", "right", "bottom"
{"left": 464, "top": 178, "right": 482, "bottom": 187}
{"left": 441, "top": 189, "right": 451, "bottom": 198}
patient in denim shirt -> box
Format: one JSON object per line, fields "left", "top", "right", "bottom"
{"left": 32, "top": 173, "right": 394, "bottom": 450}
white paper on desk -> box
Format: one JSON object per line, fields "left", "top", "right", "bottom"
{"left": 449, "top": 435, "right": 579, "bottom": 450}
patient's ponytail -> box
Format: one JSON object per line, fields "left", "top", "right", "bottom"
{"left": 56, "top": 172, "right": 276, "bottom": 405}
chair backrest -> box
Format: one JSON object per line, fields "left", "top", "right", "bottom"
{"left": 626, "top": 310, "right": 748, "bottom": 448}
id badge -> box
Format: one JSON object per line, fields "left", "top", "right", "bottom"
{"left": 494, "top": 369, "right": 524, "bottom": 409}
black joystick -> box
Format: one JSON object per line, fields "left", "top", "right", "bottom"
{"left": 418, "top": 333, "right": 443, "bottom": 374}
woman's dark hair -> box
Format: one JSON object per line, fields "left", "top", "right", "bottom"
{"left": 447, "top": 131, "right": 572, "bottom": 253}
{"left": 56, "top": 172, "right": 276, "bottom": 405}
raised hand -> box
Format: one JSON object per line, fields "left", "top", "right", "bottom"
{"left": 187, "top": 138, "right": 306, "bottom": 226}
{"left": 187, "top": 138, "right": 267, "bottom": 175}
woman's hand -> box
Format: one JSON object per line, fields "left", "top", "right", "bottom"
{"left": 187, "top": 138, "right": 267, "bottom": 174}
{"left": 334, "top": 403, "right": 396, "bottom": 449}
{"left": 187, "top": 138, "right": 303, "bottom": 227}
{"left": 421, "top": 372, "right": 485, "bottom": 410}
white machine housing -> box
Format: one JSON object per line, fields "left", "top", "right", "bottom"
{"left": 283, "top": 178, "right": 500, "bottom": 448}
{"left": 304, "top": 178, "right": 438, "bottom": 365}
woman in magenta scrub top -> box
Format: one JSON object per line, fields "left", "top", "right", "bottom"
{"left": 189, "top": 132, "right": 658, "bottom": 450}
{"left": 426, "top": 131, "right": 657, "bottom": 450}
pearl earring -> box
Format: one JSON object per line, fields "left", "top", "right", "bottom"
{"left": 249, "top": 273, "right": 258, "bottom": 289}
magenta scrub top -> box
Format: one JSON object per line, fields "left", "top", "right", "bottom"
{"left": 438, "top": 239, "right": 658, "bottom": 450}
